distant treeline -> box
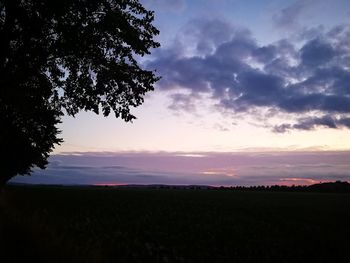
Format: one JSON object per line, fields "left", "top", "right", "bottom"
{"left": 9, "top": 181, "right": 350, "bottom": 193}
{"left": 149, "top": 181, "right": 350, "bottom": 193}
{"left": 223, "top": 181, "right": 350, "bottom": 193}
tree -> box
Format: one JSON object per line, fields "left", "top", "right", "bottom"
{"left": 0, "top": 0, "right": 160, "bottom": 186}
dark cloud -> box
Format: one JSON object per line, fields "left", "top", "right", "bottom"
{"left": 225, "top": 71, "right": 285, "bottom": 111}
{"left": 338, "top": 117, "right": 350, "bottom": 127}
{"left": 294, "top": 115, "right": 337, "bottom": 129}
{"left": 297, "top": 25, "right": 325, "bottom": 42}
{"left": 148, "top": 19, "right": 350, "bottom": 132}
{"left": 252, "top": 45, "right": 278, "bottom": 64}
{"left": 274, "top": 115, "right": 350, "bottom": 133}
{"left": 300, "top": 38, "right": 337, "bottom": 67}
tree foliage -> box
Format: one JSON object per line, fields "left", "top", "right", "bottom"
{"left": 0, "top": 0, "right": 160, "bottom": 185}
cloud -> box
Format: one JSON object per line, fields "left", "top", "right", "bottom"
{"left": 141, "top": 0, "right": 186, "bottom": 13}
{"left": 273, "top": 115, "right": 350, "bottom": 133}
{"left": 180, "top": 18, "right": 236, "bottom": 56}
{"left": 9, "top": 152, "right": 350, "bottom": 186}
{"left": 147, "top": 19, "right": 350, "bottom": 132}
{"left": 213, "top": 123, "right": 230, "bottom": 132}
{"left": 168, "top": 92, "right": 198, "bottom": 112}
{"left": 300, "top": 38, "right": 338, "bottom": 66}
{"left": 272, "top": 0, "right": 309, "bottom": 29}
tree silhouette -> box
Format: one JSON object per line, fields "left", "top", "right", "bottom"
{"left": 0, "top": 0, "right": 160, "bottom": 186}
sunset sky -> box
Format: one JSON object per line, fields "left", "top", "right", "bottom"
{"left": 57, "top": 0, "right": 350, "bottom": 153}
{"left": 11, "top": 0, "right": 350, "bottom": 186}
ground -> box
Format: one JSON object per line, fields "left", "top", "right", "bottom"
{"left": 1, "top": 186, "right": 349, "bottom": 262}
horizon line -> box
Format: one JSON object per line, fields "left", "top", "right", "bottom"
{"left": 54, "top": 148, "right": 350, "bottom": 156}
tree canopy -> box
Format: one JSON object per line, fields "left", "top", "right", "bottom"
{"left": 0, "top": 0, "right": 160, "bottom": 185}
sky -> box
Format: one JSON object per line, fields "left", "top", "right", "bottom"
{"left": 11, "top": 0, "right": 350, "bottom": 186}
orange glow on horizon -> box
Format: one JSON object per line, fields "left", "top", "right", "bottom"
{"left": 277, "top": 178, "right": 331, "bottom": 186}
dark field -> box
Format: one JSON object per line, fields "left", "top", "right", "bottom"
{"left": 1, "top": 186, "right": 350, "bottom": 263}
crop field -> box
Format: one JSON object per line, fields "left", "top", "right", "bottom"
{"left": 1, "top": 186, "right": 350, "bottom": 263}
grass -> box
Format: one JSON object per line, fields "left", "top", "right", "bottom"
{"left": 1, "top": 186, "right": 350, "bottom": 262}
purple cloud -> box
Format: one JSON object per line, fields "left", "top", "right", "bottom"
{"left": 9, "top": 151, "right": 350, "bottom": 186}
{"left": 147, "top": 19, "right": 350, "bottom": 132}
{"left": 168, "top": 93, "right": 198, "bottom": 112}
{"left": 274, "top": 115, "right": 350, "bottom": 133}
{"left": 300, "top": 38, "right": 338, "bottom": 66}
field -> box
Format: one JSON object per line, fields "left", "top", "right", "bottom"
{"left": 1, "top": 186, "right": 350, "bottom": 263}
